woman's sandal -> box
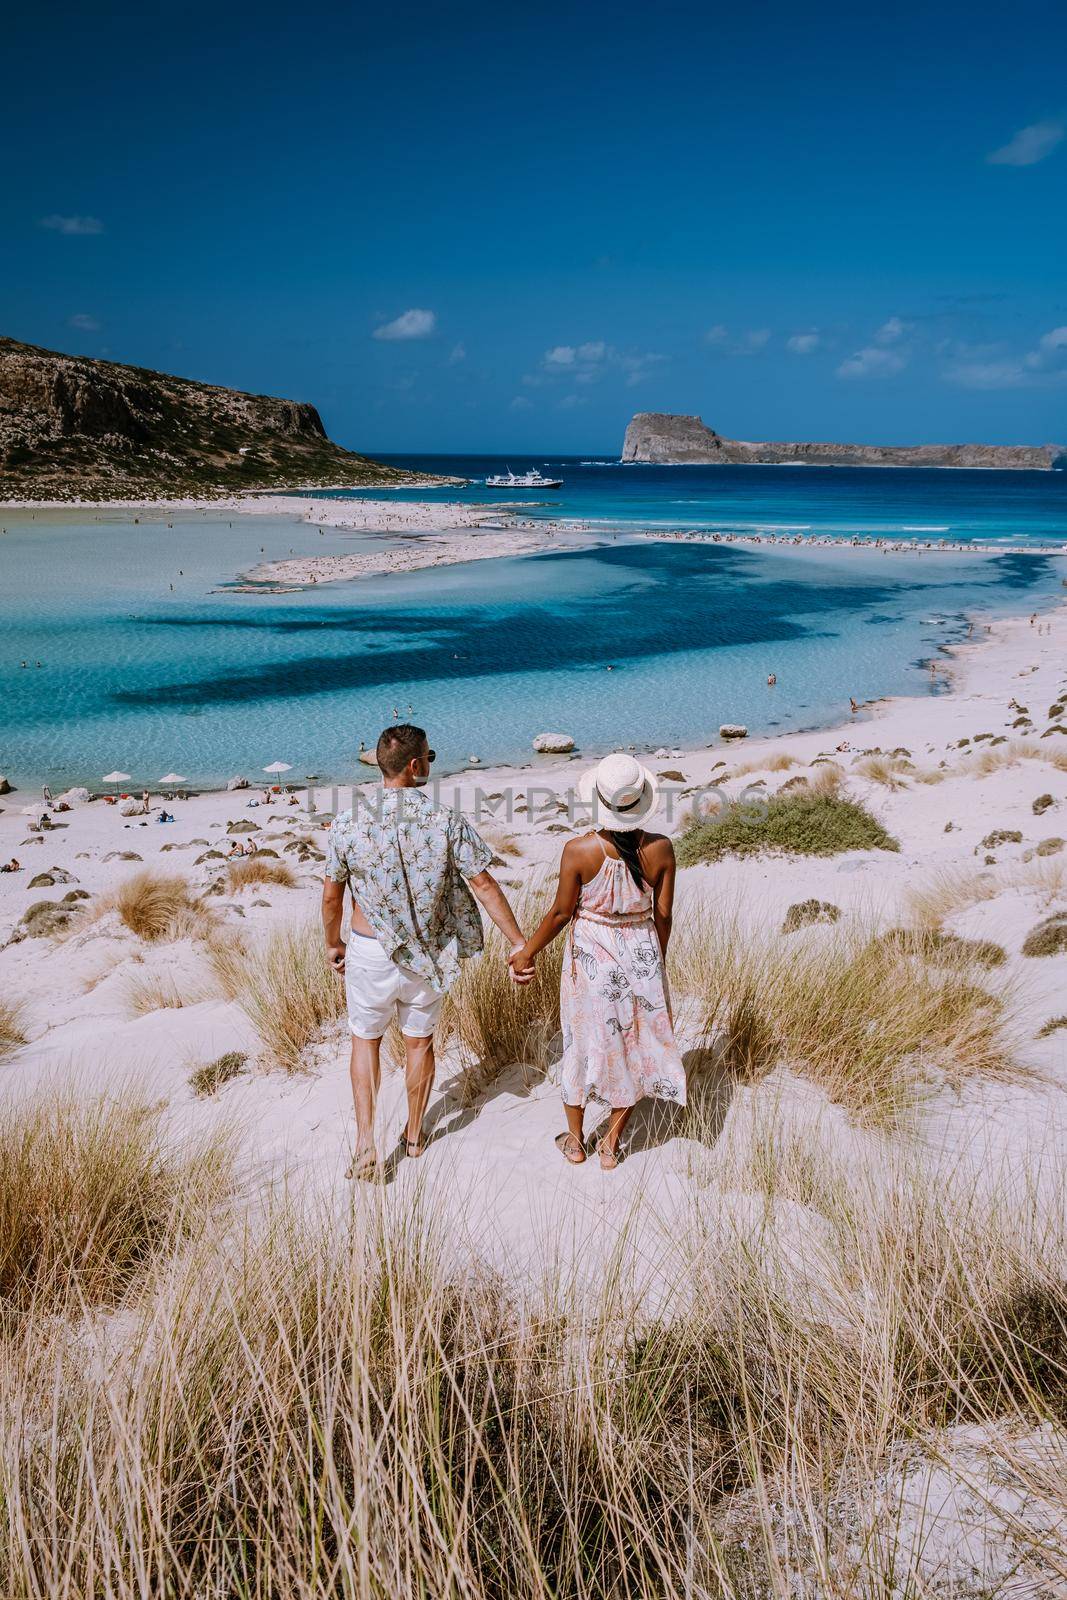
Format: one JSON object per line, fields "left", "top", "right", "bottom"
{"left": 554, "top": 1132, "right": 587, "bottom": 1164}
{"left": 599, "top": 1142, "right": 623, "bottom": 1171}
{"left": 404, "top": 1138, "right": 426, "bottom": 1159}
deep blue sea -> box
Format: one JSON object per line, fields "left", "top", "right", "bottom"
{"left": 2, "top": 460, "right": 1066, "bottom": 788}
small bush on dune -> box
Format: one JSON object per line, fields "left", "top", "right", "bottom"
{"left": 781, "top": 899, "right": 840, "bottom": 934}
{"left": 677, "top": 789, "right": 898, "bottom": 866}
{"left": 225, "top": 856, "right": 297, "bottom": 892}
{"left": 107, "top": 870, "right": 211, "bottom": 943}
{"left": 733, "top": 750, "right": 800, "bottom": 776}
{"left": 878, "top": 926, "right": 1008, "bottom": 969}
{"left": 0, "top": 1089, "right": 229, "bottom": 1313}
{"left": 189, "top": 1051, "right": 247, "bottom": 1097}
{"left": 1022, "top": 913, "right": 1067, "bottom": 959}
{"left": 1037, "top": 1015, "right": 1067, "bottom": 1038}
{"left": 0, "top": 998, "right": 27, "bottom": 1060}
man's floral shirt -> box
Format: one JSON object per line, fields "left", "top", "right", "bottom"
{"left": 325, "top": 787, "right": 493, "bottom": 992}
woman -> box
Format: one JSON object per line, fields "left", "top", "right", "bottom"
{"left": 510, "top": 753, "right": 686, "bottom": 1169}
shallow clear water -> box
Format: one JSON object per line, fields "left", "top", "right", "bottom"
{"left": 2, "top": 478, "right": 1066, "bottom": 789}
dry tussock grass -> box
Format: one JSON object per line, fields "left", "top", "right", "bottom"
{"left": 479, "top": 822, "right": 522, "bottom": 858}
{"left": 0, "top": 998, "right": 27, "bottom": 1061}
{"left": 446, "top": 884, "right": 565, "bottom": 1099}
{"left": 734, "top": 750, "right": 801, "bottom": 775}
{"left": 206, "top": 920, "right": 343, "bottom": 1070}
{"left": 961, "top": 738, "right": 1067, "bottom": 777}
{"left": 102, "top": 870, "right": 213, "bottom": 943}
{"left": 225, "top": 856, "right": 297, "bottom": 891}
{"left": 852, "top": 754, "right": 914, "bottom": 788}
{"left": 0, "top": 1087, "right": 230, "bottom": 1314}
{"left": 905, "top": 868, "right": 998, "bottom": 931}
{"left": 670, "top": 907, "right": 1018, "bottom": 1124}
{"left": 122, "top": 969, "right": 211, "bottom": 1017}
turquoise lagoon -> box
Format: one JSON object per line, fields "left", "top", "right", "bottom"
{"left": 2, "top": 462, "right": 1066, "bottom": 789}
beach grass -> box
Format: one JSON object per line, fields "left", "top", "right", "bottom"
{"left": 106, "top": 869, "right": 213, "bottom": 943}
{"left": 0, "top": 1109, "right": 1064, "bottom": 1600}
{"left": 207, "top": 919, "right": 344, "bottom": 1070}
{"left": 0, "top": 1086, "right": 230, "bottom": 1314}
{"left": 670, "top": 908, "right": 1017, "bottom": 1124}
{"left": 225, "top": 855, "right": 297, "bottom": 891}
{"left": 0, "top": 998, "right": 26, "bottom": 1061}
{"left": 676, "top": 787, "right": 899, "bottom": 867}
{"left": 448, "top": 883, "right": 565, "bottom": 1097}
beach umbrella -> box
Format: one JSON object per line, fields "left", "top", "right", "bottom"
{"left": 102, "top": 771, "right": 131, "bottom": 784}
{"left": 21, "top": 802, "right": 48, "bottom": 819}
{"left": 262, "top": 761, "right": 292, "bottom": 775}
{"left": 158, "top": 773, "right": 187, "bottom": 785}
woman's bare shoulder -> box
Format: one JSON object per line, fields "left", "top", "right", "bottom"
{"left": 639, "top": 831, "right": 676, "bottom": 862}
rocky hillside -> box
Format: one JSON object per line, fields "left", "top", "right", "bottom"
{"left": 622, "top": 412, "right": 1066, "bottom": 471}
{"left": 0, "top": 336, "right": 431, "bottom": 499}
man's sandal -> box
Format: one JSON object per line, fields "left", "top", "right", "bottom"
{"left": 346, "top": 1151, "right": 380, "bottom": 1182}
{"left": 554, "top": 1132, "right": 586, "bottom": 1164}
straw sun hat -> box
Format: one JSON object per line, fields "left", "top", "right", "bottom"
{"left": 577, "top": 752, "right": 660, "bottom": 832}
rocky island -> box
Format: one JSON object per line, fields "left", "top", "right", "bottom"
{"left": 0, "top": 336, "right": 446, "bottom": 499}
{"left": 622, "top": 412, "right": 1066, "bottom": 470}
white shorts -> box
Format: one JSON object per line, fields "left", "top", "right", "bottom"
{"left": 345, "top": 935, "right": 444, "bottom": 1040}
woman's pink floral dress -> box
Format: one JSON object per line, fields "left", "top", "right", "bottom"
{"left": 559, "top": 840, "right": 687, "bottom": 1109}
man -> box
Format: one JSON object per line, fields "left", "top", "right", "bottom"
{"left": 322, "top": 724, "right": 527, "bottom": 1179}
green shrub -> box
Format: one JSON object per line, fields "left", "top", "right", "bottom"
{"left": 1022, "top": 914, "right": 1067, "bottom": 958}
{"left": 781, "top": 899, "right": 841, "bottom": 934}
{"left": 189, "top": 1051, "right": 247, "bottom": 1097}
{"left": 677, "top": 790, "right": 899, "bottom": 866}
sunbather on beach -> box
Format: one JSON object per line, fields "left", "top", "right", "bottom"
{"left": 322, "top": 723, "right": 529, "bottom": 1180}
{"left": 510, "top": 753, "right": 687, "bottom": 1170}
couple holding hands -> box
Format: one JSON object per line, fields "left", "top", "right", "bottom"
{"left": 322, "top": 724, "right": 685, "bottom": 1180}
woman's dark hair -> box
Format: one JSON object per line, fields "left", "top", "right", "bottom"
{"left": 606, "top": 828, "right": 645, "bottom": 891}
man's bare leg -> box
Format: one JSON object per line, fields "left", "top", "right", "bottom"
{"left": 402, "top": 1033, "right": 435, "bottom": 1155}
{"left": 348, "top": 1034, "right": 382, "bottom": 1175}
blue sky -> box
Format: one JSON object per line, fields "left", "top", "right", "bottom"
{"left": 2, "top": 0, "right": 1065, "bottom": 453}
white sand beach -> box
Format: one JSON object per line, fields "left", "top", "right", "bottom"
{"left": 2, "top": 597, "right": 1065, "bottom": 1272}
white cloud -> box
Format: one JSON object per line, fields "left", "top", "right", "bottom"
{"left": 1038, "top": 325, "right": 1067, "bottom": 354}
{"left": 447, "top": 342, "right": 466, "bottom": 364}
{"left": 536, "top": 340, "right": 663, "bottom": 389}
{"left": 786, "top": 331, "right": 820, "bottom": 355}
{"left": 705, "top": 324, "right": 771, "bottom": 355}
{"left": 509, "top": 395, "right": 531, "bottom": 410}
{"left": 987, "top": 119, "right": 1065, "bottom": 167}
{"left": 39, "top": 214, "right": 104, "bottom": 235}
{"left": 558, "top": 393, "right": 587, "bottom": 409}
{"left": 837, "top": 346, "right": 907, "bottom": 380}
{"left": 943, "top": 323, "right": 1067, "bottom": 389}
{"left": 875, "top": 316, "right": 907, "bottom": 344}
{"left": 68, "top": 313, "right": 101, "bottom": 331}
{"left": 372, "top": 308, "right": 436, "bottom": 341}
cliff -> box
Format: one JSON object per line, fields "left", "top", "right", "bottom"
{"left": 0, "top": 336, "right": 432, "bottom": 499}
{"left": 621, "top": 413, "right": 1066, "bottom": 471}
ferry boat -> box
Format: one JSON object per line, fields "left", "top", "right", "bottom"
{"left": 484, "top": 467, "right": 563, "bottom": 489}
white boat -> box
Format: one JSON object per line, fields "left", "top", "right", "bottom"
{"left": 484, "top": 467, "right": 563, "bottom": 489}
